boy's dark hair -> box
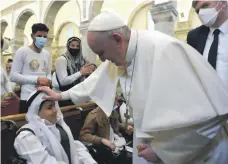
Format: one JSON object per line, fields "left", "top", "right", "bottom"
{"left": 32, "top": 23, "right": 49, "bottom": 34}
{"left": 7, "top": 58, "right": 13, "bottom": 63}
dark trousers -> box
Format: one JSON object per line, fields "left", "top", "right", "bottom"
{"left": 19, "top": 100, "right": 28, "bottom": 113}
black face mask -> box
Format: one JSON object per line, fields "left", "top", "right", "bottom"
{"left": 69, "top": 48, "right": 80, "bottom": 56}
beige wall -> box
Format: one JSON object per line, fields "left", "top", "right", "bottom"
{"left": 53, "top": 0, "right": 80, "bottom": 36}
{"left": 101, "top": 0, "right": 135, "bottom": 22}
{"left": 24, "top": 15, "right": 37, "bottom": 45}
{"left": 191, "top": 11, "right": 201, "bottom": 29}
{"left": 3, "top": 25, "right": 12, "bottom": 38}
{"left": 131, "top": 4, "right": 152, "bottom": 30}
{"left": 58, "top": 23, "right": 80, "bottom": 47}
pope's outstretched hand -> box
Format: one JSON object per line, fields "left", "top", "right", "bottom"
{"left": 38, "top": 86, "right": 62, "bottom": 101}
{"left": 138, "top": 144, "right": 160, "bottom": 162}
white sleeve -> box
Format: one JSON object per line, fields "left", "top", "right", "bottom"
{"left": 61, "top": 61, "right": 117, "bottom": 117}
{"left": 2, "top": 69, "right": 13, "bottom": 93}
{"left": 61, "top": 81, "right": 90, "bottom": 103}
{"left": 74, "top": 140, "right": 97, "bottom": 164}
{"left": 10, "top": 49, "right": 38, "bottom": 85}
{"left": 55, "top": 57, "right": 82, "bottom": 86}
{"left": 14, "top": 131, "right": 67, "bottom": 164}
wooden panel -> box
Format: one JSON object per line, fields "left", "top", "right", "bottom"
{"left": 1, "top": 102, "right": 96, "bottom": 121}
{"left": 1, "top": 102, "right": 97, "bottom": 139}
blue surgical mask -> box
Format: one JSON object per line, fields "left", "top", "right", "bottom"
{"left": 34, "top": 37, "right": 47, "bottom": 49}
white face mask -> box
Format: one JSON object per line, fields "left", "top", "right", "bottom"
{"left": 198, "top": 3, "right": 222, "bottom": 27}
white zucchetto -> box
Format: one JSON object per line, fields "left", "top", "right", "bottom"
{"left": 88, "top": 11, "right": 126, "bottom": 32}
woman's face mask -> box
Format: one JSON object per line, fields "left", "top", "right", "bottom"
{"left": 69, "top": 40, "right": 80, "bottom": 56}
{"left": 69, "top": 48, "right": 80, "bottom": 55}
{"left": 198, "top": 2, "right": 223, "bottom": 27}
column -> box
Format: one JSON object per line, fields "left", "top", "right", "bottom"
{"left": 79, "top": 21, "right": 97, "bottom": 64}
{"left": 151, "top": 0, "right": 178, "bottom": 36}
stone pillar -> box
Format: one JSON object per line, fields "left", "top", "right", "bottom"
{"left": 45, "top": 34, "right": 55, "bottom": 70}
{"left": 151, "top": 0, "right": 178, "bottom": 36}
{"left": 79, "top": 21, "right": 97, "bottom": 64}
{"left": 79, "top": 20, "right": 90, "bottom": 36}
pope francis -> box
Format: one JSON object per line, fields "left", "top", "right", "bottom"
{"left": 39, "top": 11, "right": 228, "bottom": 164}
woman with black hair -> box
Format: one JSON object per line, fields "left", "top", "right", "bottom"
{"left": 52, "top": 37, "right": 96, "bottom": 107}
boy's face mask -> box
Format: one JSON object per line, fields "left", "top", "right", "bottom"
{"left": 34, "top": 37, "right": 47, "bottom": 49}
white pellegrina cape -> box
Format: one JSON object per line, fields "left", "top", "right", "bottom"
{"left": 61, "top": 30, "right": 228, "bottom": 164}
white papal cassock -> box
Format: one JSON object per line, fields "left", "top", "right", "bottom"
{"left": 61, "top": 29, "right": 228, "bottom": 164}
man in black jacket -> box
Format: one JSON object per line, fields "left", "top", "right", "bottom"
{"left": 187, "top": 0, "right": 228, "bottom": 88}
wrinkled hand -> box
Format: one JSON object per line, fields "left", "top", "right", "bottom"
{"left": 37, "top": 86, "right": 62, "bottom": 101}
{"left": 138, "top": 144, "right": 160, "bottom": 162}
{"left": 37, "top": 77, "right": 50, "bottom": 86}
{"left": 101, "top": 138, "right": 116, "bottom": 151}
{"left": 80, "top": 64, "right": 95, "bottom": 76}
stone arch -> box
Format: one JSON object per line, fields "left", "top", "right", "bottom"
{"left": 55, "top": 20, "right": 80, "bottom": 41}
{"left": 43, "top": 0, "right": 81, "bottom": 39}
{"left": 88, "top": 0, "right": 104, "bottom": 20}
{"left": 1, "top": 20, "right": 8, "bottom": 36}
{"left": 128, "top": 0, "right": 152, "bottom": 27}
{"left": 14, "top": 9, "right": 35, "bottom": 51}
{"left": 42, "top": 0, "right": 81, "bottom": 57}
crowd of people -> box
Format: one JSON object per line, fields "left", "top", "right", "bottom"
{"left": 1, "top": 22, "right": 132, "bottom": 164}
{"left": 1, "top": 0, "right": 228, "bottom": 163}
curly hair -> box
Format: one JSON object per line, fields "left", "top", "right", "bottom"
{"left": 32, "top": 23, "right": 49, "bottom": 34}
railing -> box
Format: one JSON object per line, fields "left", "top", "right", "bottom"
{"left": 1, "top": 102, "right": 96, "bottom": 121}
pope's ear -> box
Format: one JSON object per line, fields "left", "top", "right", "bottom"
{"left": 112, "top": 33, "right": 123, "bottom": 44}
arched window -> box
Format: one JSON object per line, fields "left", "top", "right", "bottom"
{"left": 147, "top": 10, "right": 154, "bottom": 32}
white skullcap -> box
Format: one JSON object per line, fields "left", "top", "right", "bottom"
{"left": 88, "top": 11, "right": 126, "bottom": 32}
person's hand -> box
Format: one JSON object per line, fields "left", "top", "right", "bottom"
{"left": 1, "top": 99, "right": 10, "bottom": 108}
{"left": 101, "top": 138, "right": 116, "bottom": 151}
{"left": 125, "top": 125, "right": 134, "bottom": 135}
{"left": 37, "top": 77, "right": 50, "bottom": 86}
{"left": 80, "top": 64, "right": 95, "bottom": 76}
{"left": 138, "top": 144, "right": 160, "bottom": 162}
{"left": 37, "top": 86, "right": 62, "bottom": 101}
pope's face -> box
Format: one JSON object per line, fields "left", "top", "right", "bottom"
{"left": 87, "top": 32, "right": 126, "bottom": 66}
